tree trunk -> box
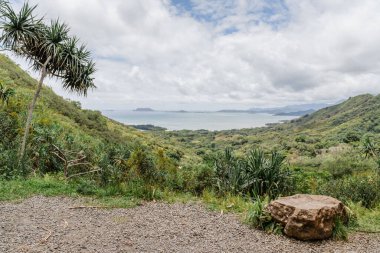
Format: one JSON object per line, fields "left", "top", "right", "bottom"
{"left": 18, "top": 57, "right": 51, "bottom": 165}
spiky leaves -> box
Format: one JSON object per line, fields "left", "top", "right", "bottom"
{"left": 0, "top": 2, "right": 42, "bottom": 53}
{"left": 0, "top": 2, "right": 96, "bottom": 95}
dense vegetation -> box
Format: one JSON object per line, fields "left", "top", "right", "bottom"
{"left": 0, "top": 52, "right": 379, "bottom": 236}
{"left": 156, "top": 94, "right": 380, "bottom": 210}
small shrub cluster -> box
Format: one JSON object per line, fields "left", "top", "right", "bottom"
{"left": 318, "top": 175, "right": 380, "bottom": 208}
{"left": 245, "top": 197, "right": 283, "bottom": 234}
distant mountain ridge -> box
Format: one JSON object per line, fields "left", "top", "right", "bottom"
{"left": 130, "top": 103, "right": 332, "bottom": 115}
{"left": 248, "top": 103, "right": 330, "bottom": 114}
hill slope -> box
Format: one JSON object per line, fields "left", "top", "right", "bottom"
{"left": 158, "top": 93, "right": 380, "bottom": 156}
{"left": 0, "top": 54, "right": 190, "bottom": 178}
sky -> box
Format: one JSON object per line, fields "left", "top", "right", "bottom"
{"left": 7, "top": 0, "right": 380, "bottom": 110}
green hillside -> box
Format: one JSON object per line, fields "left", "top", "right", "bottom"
{"left": 0, "top": 53, "right": 194, "bottom": 181}
{"left": 0, "top": 54, "right": 379, "bottom": 233}
{"left": 159, "top": 93, "right": 380, "bottom": 157}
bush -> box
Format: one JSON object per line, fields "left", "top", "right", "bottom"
{"left": 178, "top": 164, "right": 214, "bottom": 195}
{"left": 75, "top": 179, "right": 98, "bottom": 195}
{"left": 214, "top": 148, "right": 293, "bottom": 199}
{"left": 332, "top": 217, "right": 348, "bottom": 241}
{"left": 342, "top": 131, "right": 361, "bottom": 143}
{"left": 127, "top": 148, "right": 156, "bottom": 181}
{"left": 320, "top": 150, "right": 376, "bottom": 179}
{"left": 243, "top": 149, "right": 292, "bottom": 199}
{"left": 318, "top": 175, "right": 380, "bottom": 208}
{"left": 245, "top": 197, "right": 283, "bottom": 234}
{"left": 214, "top": 148, "right": 245, "bottom": 195}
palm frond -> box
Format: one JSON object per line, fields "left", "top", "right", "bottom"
{"left": 0, "top": 2, "right": 43, "bottom": 54}
{"left": 1, "top": 2, "right": 96, "bottom": 96}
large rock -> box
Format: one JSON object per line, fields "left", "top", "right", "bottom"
{"left": 267, "top": 194, "right": 347, "bottom": 240}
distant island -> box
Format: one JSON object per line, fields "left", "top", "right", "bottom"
{"left": 130, "top": 103, "right": 331, "bottom": 115}
{"left": 217, "top": 109, "right": 249, "bottom": 113}
{"left": 134, "top": 107, "right": 155, "bottom": 112}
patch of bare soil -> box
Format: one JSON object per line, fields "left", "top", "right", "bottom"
{"left": 0, "top": 196, "right": 379, "bottom": 252}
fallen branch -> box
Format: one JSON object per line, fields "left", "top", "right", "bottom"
{"left": 39, "top": 227, "right": 52, "bottom": 244}
{"left": 68, "top": 205, "right": 111, "bottom": 209}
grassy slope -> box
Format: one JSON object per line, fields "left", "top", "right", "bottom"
{"left": 0, "top": 54, "right": 379, "bottom": 233}
{"left": 0, "top": 54, "right": 194, "bottom": 162}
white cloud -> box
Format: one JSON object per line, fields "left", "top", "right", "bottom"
{"left": 6, "top": 0, "right": 380, "bottom": 110}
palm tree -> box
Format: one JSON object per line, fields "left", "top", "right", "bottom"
{"left": 0, "top": 81, "right": 15, "bottom": 105}
{"left": 0, "top": 2, "right": 96, "bottom": 164}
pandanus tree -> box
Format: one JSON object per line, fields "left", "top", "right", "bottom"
{"left": 0, "top": 2, "right": 96, "bottom": 163}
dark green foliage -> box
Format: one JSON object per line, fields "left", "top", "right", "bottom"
{"left": 127, "top": 148, "right": 156, "bottom": 181}
{"left": 243, "top": 149, "right": 291, "bottom": 199}
{"left": 214, "top": 148, "right": 292, "bottom": 199}
{"left": 246, "top": 197, "right": 283, "bottom": 234}
{"left": 0, "top": 81, "right": 15, "bottom": 105}
{"left": 332, "top": 217, "right": 348, "bottom": 241}
{"left": 75, "top": 178, "right": 98, "bottom": 195}
{"left": 214, "top": 148, "right": 245, "bottom": 195}
{"left": 361, "top": 136, "right": 378, "bottom": 158}
{"left": 30, "top": 123, "right": 63, "bottom": 173}
{"left": 343, "top": 131, "right": 361, "bottom": 143}
{"left": 188, "top": 164, "right": 214, "bottom": 194}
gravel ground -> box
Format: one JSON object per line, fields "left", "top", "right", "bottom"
{"left": 0, "top": 196, "right": 379, "bottom": 253}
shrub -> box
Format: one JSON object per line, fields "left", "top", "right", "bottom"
{"left": 214, "top": 148, "right": 245, "bottom": 195}
{"left": 320, "top": 150, "right": 376, "bottom": 179}
{"left": 342, "top": 131, "right": 361, "bottom": 143}
{"left": 318, "top": 175, "right": 380, "bottom": 208}
{"left": 75, "top": 179, "right": 98, "bottom": 195}
{"left": 179, "top": 164, "right": 214, "bottom": 195}
{"left": 332, "top": 217, "right": 348, "bottom": 241}
{"left": 127, "top": 148, "right": 155, "bottom": 181}
{"left": 243, "top": 149, "right": 292, "bottom": 199}
{"left": 214, "top": 148, "right": 293, "bottom": 199}
{"left": 245, "top": 197, "right": 283, "bottom": 234}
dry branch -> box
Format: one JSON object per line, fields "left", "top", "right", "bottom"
{"left": 68, "top": 205, "right": 111, "bottom": 209}
{"left": 39, "top": 227, "right": 52, "bottom": 244}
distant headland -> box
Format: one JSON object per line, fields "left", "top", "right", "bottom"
{"left": 133, "top": 108, "right": 155, "bottom": 112}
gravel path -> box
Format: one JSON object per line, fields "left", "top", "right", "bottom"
{"left": 0, "top": 196, "right": 379, "bottom": 253}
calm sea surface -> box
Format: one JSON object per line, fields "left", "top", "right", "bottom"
{"left": 102, "top": 110, "right": 298, "bottom": 131}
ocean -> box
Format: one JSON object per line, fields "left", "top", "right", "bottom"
{"left": 102, "top": 110, "right": 298, "bottom": 131}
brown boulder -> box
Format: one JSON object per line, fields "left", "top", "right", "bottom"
{"left": 267, "top": 194, "right": 347, "bottom": 240}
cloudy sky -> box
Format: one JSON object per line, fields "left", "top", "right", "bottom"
{"left": 8, "top": 0, "right": 380, "bottom": 110}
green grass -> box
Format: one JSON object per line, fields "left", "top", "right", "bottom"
{"left": 0, "top": 175, "right": 79, "bottom": 201}
{"left": 348, "top": 202, "right": 380, "bottom": 233}
{"left": 0, "top": 175, "right": 141, "bottom": 208}
{"left": 201, "top": 190, "right": 255, "bottom": 214}
{"left": 0, "top": 175, "right": 254, "bottom": 213}
{"left": 333, "top": 218, "right": 349, "bottom": 241}
{"left": 1, "top": 175, "right": 379, "bottom": 237}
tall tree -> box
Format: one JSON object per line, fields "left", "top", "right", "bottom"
{"left": 0, "top": 2, "right": 96, "bottom": 164}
